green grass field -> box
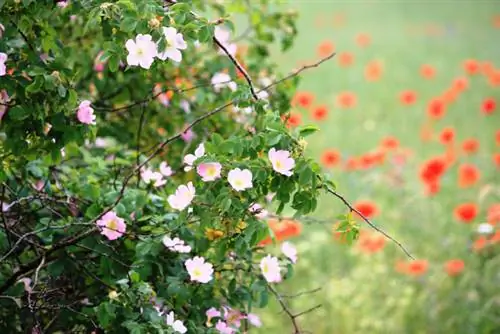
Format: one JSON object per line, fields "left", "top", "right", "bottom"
{"left": 255, "top": 1, "right": 500, "bottom": 333}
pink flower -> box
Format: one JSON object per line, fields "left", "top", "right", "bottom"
{"left": 214, "top": 26, "right": 237, "bottom": 57}
{"left": 281, "top": 241, "right": 297, "bottom": 263}
{"left": 227, "top": 168, "right": 253, "bottom": 191}
{"left": 183, "top": 143, "right": 205, "bottom": 171}
{"left": 268, "top": 148, "right": 295, "bottom": 176}
{"left": 247, "top": 313, "right": 262, "bottom": 327}
{"left": 181, "top": 127, "right": 195, "bottom": 142}
{"left": 140, "top": 167, "right": 166, "bottom": 187}
{"left": 184, "top": 256, "right": 213, "bottom": 283}
{"left": 212, "top": 72, "right": 237, "bottom": 92}
{"left": 260, "top": 255, "right": 281, "bottom": 283}
{"left": 157, "top": 27, "right": 187, "bottom": 63}
{"left": 162, "top": 236, "right": 191, "bottom": 253}
{"left": 0, "top": 52, "right": 7, "bottom": 76}
{"left": 197, "top": 162, "right": 222, "bottom": 182}
{"left": 0, "top": 89, "right": 10, "bottom": 121}
{"left": 125, "top": 34, "right": 157, "bottom": 69}
{"left": 206, "top": 307, "right": 221, "bottom": 326}
{"left": 215, "top": 320, "right": 235, "bottom": 334}
{"left": 77, "top": 100, "right": 96, "bottom": 125}
{"left": 223, "top": 307, "right": 244, "bottom": 328}
{"left": 94, "top": 51, "right": 107, "bottom": 72}
{"left": 160, "top": 162, "right": 173, "bottom": 177}
{"left": 167, "top": 182, "right": 195, "bottom": 211}
{"left": 96, "top": 211, "right": 126, "bottom": 240}
{"left": 249, "top": 203, "right": 268, "bottom": 219}
{"left": 17, "top": 277, "right": 32, "bottom": 293}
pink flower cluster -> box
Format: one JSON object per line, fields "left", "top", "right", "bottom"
{"left": 205, "top": 306, "right": 261, "bottom": 333}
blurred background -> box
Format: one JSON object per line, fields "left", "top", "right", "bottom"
{"left": 254, "top": 1, "right": 500, "bottom": 333}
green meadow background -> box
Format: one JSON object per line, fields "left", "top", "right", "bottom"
{"left": 255, "top": 1, "right": 500, "bottom": 333}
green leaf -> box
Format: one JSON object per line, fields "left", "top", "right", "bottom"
{"left": 298, "top": 125, "right": 320, "bottom": 137}
{"left": 25, "top": 76, "right": 44, "bottom": 93}
{"left": 120, "top": 17, "right": 137, "bottom": 32}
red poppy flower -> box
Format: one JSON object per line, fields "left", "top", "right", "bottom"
{"left": 445, "top": 259, "right": 465, "bottom": 276}
{"left": 406, "top": 260, "right": 429, "bottom": 276}
{"left": 452, "top": 77, "right": 468, "bottom": 93}
{"left": 311, "top": 104, "right": 328, "bottom": 121}
{"left": 321, "top": 149, "right": 341, "bottom": 167}
{"left": 364, "top": 60, "right": 383, "bottom": 81}
{"left": 317, "top": 41, "right": 335, "bottom": 58}
{"left": 344, "top": 157, "right": 359, "bottom": 171}
{"left": 380, "top": 136, "right": 400, "bottom": 151}
{"left": 458, "top": 163, "right": 480, "bottom": 188}
{"left": 495, "top": 130, "right": 500, "bottom": 146}
{"left": 399, "top": 90, "right": 417, "bottom": 105}
{"left": 336, "top": 91, "right": 357, "bottom": 109}
{"left": 420, "top": 64, "right": 436, "bottom": 79}
{"left": 427, "top": 98, "right": 446, "bottom": 119}
{"left": 420, "top": 157, "right": 447, "bottom": 184}
{"left": 488, "top": 70, "right": 500, "bottom": 86}
{"left": 292, "top": 91, "right": 315, "bottom": 109}
{"left": 259, "top": 218, "right": 302, "bottom": 246}
{"left": 441, "top": 88, "right": 458, "bottom": 104}
{"left": 462, "top": 138, "right": 479, "bottom": 155}
{"left": 487, "top": 204, "right": 500, "bottom": 224}
{"left": 454, "top": 203, "right": 478, "bottom": 223}
{"left": 481, "top": 98, "right": 496, "bottom": 115}
{"left": 424, "top": 180, "right": 440, "bottom": 196}
{"left": 439, "top": 127, "right": 455, "bottom": 145}
{"left": 473, "top": 236, "right": 488, "bottom": 252}
{"left": 354, "top": 200, "right": 379, "bottom": 219}
{"left": 463, "top": 59, "right": 480, "bottom": 75}
{"left": 355, "top": 33, "right": 371, "bottom": 47}
{"left": 338, "top": 52, "right": 354, "bottom": 67}
{"left": 357, "top": 231, "right": 386, "bottom": 254}
{"left": 284, "top": 112, "right": 302, "bottom": 128}
{"left": 494, "top": 153, "right": 500, "bottom": 168}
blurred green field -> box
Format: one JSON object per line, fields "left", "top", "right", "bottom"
{"left": 256, "top": 1, "right": 500, "bottom": 333}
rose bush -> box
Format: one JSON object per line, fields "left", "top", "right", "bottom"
{"left": 0, "top": 0, "right": 348, "bottom": 333}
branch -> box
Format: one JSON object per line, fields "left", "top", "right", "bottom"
{"left": 213, "top": 36, "right": 259, "bottom": 100}
{"left": 324, "top": 185, "right": 414, "bottom": 259}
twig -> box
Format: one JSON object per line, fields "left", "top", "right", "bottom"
{"left": 282, "top": 287, "right": 322, "bottom": 299}
{"left": 324, "top": 185, "right": 414, "bottom": 259}
{"left": 213, "top": 36, "right": 259, "bottom": 100}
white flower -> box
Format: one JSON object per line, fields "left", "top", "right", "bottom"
{"left": 281, "top": 241, "right": 297, "bottom": 263}
{"left": 160, "top": 161, "right": 173, "bottom": 177}
{"left": 166, "top": 311, "right": 187, "bottom": 334}
{"left": 157, "top": 27, "right": 187, "bottom": 62}
{"left": 185, "top": 256, "right": 214, "bottom": 283}
{"left": 477, "top": 223, "right": 494, "bottom": 234}
{"left": 227, "top": 168, "right": 253, "bottom": 191}
{"left": 214, "top": 26, "right": 237, "bottom": 57}
{"left": 249, "top": 203, "right": 268, "bottom": 219}
{"left": 162, "top": 236, "right": 191, "bottom": 253}
{"left": 180, "top": 100, "right": 191, "bottom": 113}
{"left": 125, "top": 34, "right": 158, "bottom": 69}
{"left": 260, "top": 255, "right": 281, "bottom": 283}
{"left": 197, "top": 162, "right": 222, "bottom": 182}
{"left": 268, "top": 148, "right": 295, "bottom": 176}
{"left": 247, "top": 313, "right": 262, "bottom": 327}
{"left": 183, "top": 143, "right": 205, "bottom": 171}
{"left": 0, "top": 52, "right": 7, "bottom": 76}
{"left": 211, "top": 72, "right": 237, "bottom": 92}
{"left": 140, "top": 167, "right": 166, "bottom": 187}
{"left": 167, "top": 182, "right": 195, "bottom": 211}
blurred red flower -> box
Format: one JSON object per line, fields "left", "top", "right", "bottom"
{"left": 445, "top": 259, "right": 465, "bottom": 276}
{"left": 452, "top": 77, "right": 468, "bottom": 93}
{"left": 284, "top": 112, "right": 302, "bottom": 128}
{"left": 424, "top": 180, "right": 440, "bottom": 196}
{"left": 380, "top": 136, "right": 400, "bottom": 151}
{"left": 321, "top": 149, "right": 341, "bottom": 167}
{"left": 427, "top": 98, "right": 446, "bottom": 119}
{"left": 481, "top": 61, "right": 494, "bottom": 76}
{"left": 488, "top": 70, "right": 500, "bottom": 86}
{"left": 399, "top": 90, "right": 417, "bottom": 105}
{"left": 420, "top": 157, "right": 447, "bottom": 184}
{"left": 355, "top": 33, "right": 371, "bottom": 47}
{"left": 473, "top": 236, "right": 488, "bottom": 252}
{"left": 420, "top": 64, "right": 436, "bottom": 79}
{"left": 292, "top": 91, "right": 315, "bottom": 109}
{"left": 406, "top": 260, "right": 429, "bottom": 276}
{"left": 317, "top": 40, "right": 335, "bottom": 58}
{"left": 364, "top": 60, "right": 383, "bottom": 81}
{"left": 454, "top": 203, "right": 478, "bottom": 223}
{"left": 494, "top": 153, "right": 500, "bottom": 168}
{"left": 458, "top": 163, "right": 480, "bottom": 188}
{"left": 439, "top": 127, "right": 455, "bottom": 145}
{"left": 487, "top": 204, "right": 500, "bottom": 224}
{"left": 357, "top": 231, "right": 386, "bottom": 254}
{"left": 463, "top": 59, "right": 480, "bottom": 75}
{"left": 338, "top": 52, "right": 354, "bottom": 67}
{"left": 495, "top": 130, "right": 500, "bottom": 146}
{"left": 344, "top": 157, "right": 359, "bottom": 171}
{"left": 462, "top": 138, "right": 479, "bottom": 155}
{"left": 481, "top": 98, "right": 496, "bottom": 115}
{"left": 354, "top": 200, "right": 379, "bottom": 219}
{"left": 311, "top": 104, "right": 328, "bottom": 121}
{"left": 259, "top": 218, "right": 302, "bottom": 246}
{"left": 493, "top": 15, "right": 500, "bottom": 28}
{"left": 336, "top": 91, "right": 357, "bottom": 109}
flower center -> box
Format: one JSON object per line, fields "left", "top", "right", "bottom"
{"left": 107, "top": 219, "right": 118, "bottom": 231}
{"left": 275, "top": 160, "right": 282, "bottom": 169}
{"left": 262, "top": 263, "right": 268, "bottom": 273}
{"left": 235, "top": 179, "right": 243, "bottom": 187}
{"left": 193, "top": 268, "right": 202, "bottom": 277}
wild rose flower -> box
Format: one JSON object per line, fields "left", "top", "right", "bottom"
{"left": 96, "top": 211, "right": 126, "bottom": 240}
{"left": 159, "top": 161, "right": 173, "bottom": 177}
{"left": 281, "top": 241, "right": 297, "bottom": 263}
{"left": 125, "top": 34, "right": 157, "bottom": 69}
{"left": 214, "top": 26, "right": 237, "bottom": 57}
{"left": 157, "top": 27, "right": 187, "bottom": 62}
{"left": 93, "top": 51, "right": 106, "bottom": 72}
{"left": 185, "top": 256, "right": 214, "bottom": 283}
{"left": 167, "top": 182, "right": 195, "bottom": 211}
{"left": 247, "top": 313, "right": 262, "bottom": 327}
{"left": 184, "top": 143, "right": 205, "bottom": 171}
{"left": 268, "top": 148, "right": 295, "bottom": 176}
{"left": 206, "top": 307, "right": 221, "bottom": 326}
{"left": 197, "top": 162, "right": 222, "bottom": 182}
{"left": 140, "top": 167, "right": 166, "bottom": 187}
{"left": 211, "top": 72, "right": 237, "bottom": 92}
{"left": 162, "top": 236, "right": 191, "bottom": 253}
{"left": 180, "top": 100, "right": 191, "bottom": 113}
{"left": 77, "top": 100, "right": 96, "bottom": 125}
{"left": 249, "top": 203, "right": 268, "bottom": 219}
{"left": 17, "top": 277, "right": 32, "bottom": 293}
{"left": 181, "top": 127, "right": 195, "bottom": 142}
{"left": 215, "top": 320, "right": 235, "bottom": 334}
{"left": 227, "top": 168, "right": 253, "bottom": 191}
{"left": 166, "top": 311, "right": 187, "bottom": 334}
{"left": 0, "top": 52, "right": 7, "bottom": 76}
{"left": 260, "top": 255, "right": 281, "bottom": 283}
